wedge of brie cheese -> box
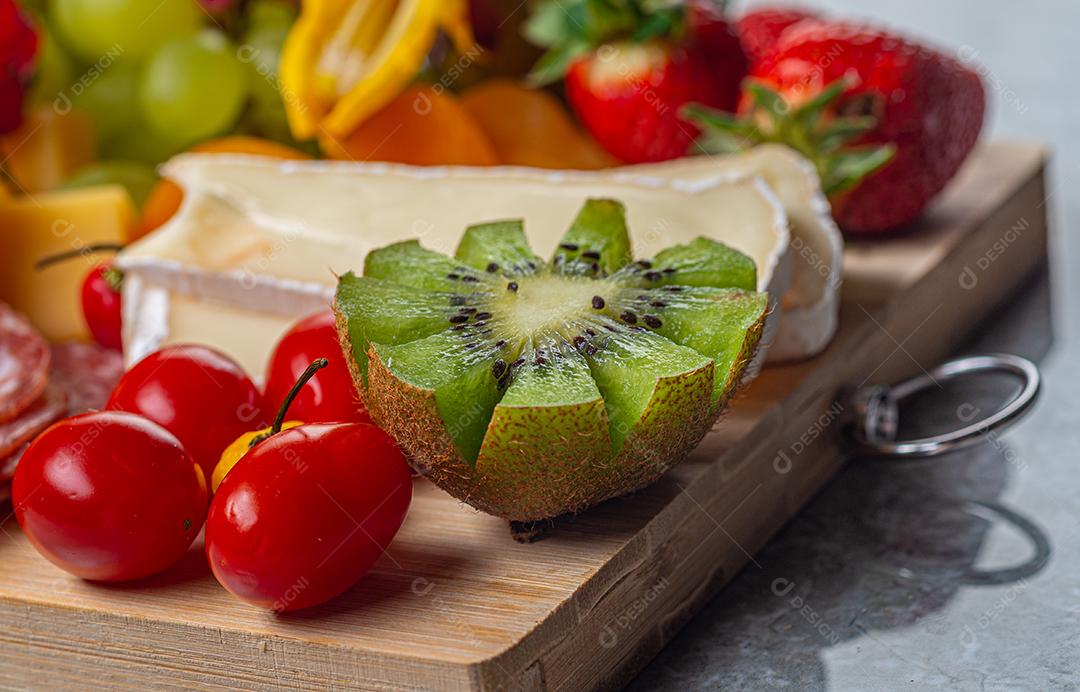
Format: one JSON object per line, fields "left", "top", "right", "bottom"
{"left": 117, "top": 155, "right": 791, "bottom": 379}
{"left": 618, "top": 145, "right": 842, "bottom": 362}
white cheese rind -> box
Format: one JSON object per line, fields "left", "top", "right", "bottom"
{"left": 620, "top": 145, "right": 842, "bottom": 361}
{"left": 118, "top": 155, "right": 791, "bottom": 378}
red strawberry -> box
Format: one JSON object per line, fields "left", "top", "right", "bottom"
{"left": 0, "top": 0, "right": 37, "bottom": 134}
{"left": 688, "top": 20, "right": 986, "bottom": 234}
{"left": 526, "top": 0, "right": 747, "bottom": 164}
{"left": 736, "top": 7, "right": 818, "bottom": 67}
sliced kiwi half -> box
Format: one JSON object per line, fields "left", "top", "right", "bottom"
{"left": 336, "top": 198, "right": 769, "bottom": 522}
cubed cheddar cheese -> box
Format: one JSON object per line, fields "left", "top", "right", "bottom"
{"left": 0, "top": 185, "right": 133, "bottom": 341}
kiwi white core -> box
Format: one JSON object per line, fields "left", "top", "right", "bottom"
{"left": 492, "top": 274, "right": 614, "bottom": 341}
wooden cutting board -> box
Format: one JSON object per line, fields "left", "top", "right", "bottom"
{"left": 0, "top": 141, "right": 1049, "bottom": 691}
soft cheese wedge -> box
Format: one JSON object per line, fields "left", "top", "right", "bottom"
{"left": 117, "top": 155, "right": 789, "bottom": 378}
{"left": 619, "top": 145, "right": 842, "bottom": 361}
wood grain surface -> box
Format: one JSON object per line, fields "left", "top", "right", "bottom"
{"left": 0, "top": 141, "right": 1049, "bottom": 691}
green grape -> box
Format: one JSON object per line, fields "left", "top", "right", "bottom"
{"left": 71, "top": 61, "right": 141, "bottom": 145}
{"left": 244, "top": 96, "right": 291, "bottom": 142}
{"left": 240, "top": 23, "right": 288, "bottom": 109}
{"left": 29, "top": 24, "right": 77, "bottom": 107}
{"left": 139, "top": 30, "right": 249, "bottom": 147}
{"left": 101, "top": 118, "right": 185, "bottom": 165}
{"left": 246, "top": 0, "right": 296, "bottom": 32}
{"left": 62, "top": 160, "right": 159, "bottom": 208}
{"left": 52, "top": 0, "right": 204, "bottom": 64}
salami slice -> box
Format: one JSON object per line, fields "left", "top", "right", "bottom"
{"left": 0, "top": 445, "right": 21, "bottom": 485}
{"left": 50, "top": 342, "right": 124, "bottom": 414}
{"left": 0, "top": 303, "right": 50, "bottom": 423}
{"left": 0, "top": 383, "right": 67, "bottom": 461}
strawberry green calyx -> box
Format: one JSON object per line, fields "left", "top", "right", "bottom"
{"left": 525, "top": 0, "right": 718, "bottom": 85}
{"left": 683, "top": 78, "right": 896, "bottom": 195}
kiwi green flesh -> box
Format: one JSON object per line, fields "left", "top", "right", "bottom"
{"left": 584, "top": 328, "right": 712, "bottom": 452}
{"left": 612, "top": 287, "right": 769, "bottom": 403}
{"left": 336, "top": 272, "right": 494, "bottom": 383}
{"left": 373, "top": 331, "right": 509, "bottom": 463}
{"left": 455, "top": 219, "right": 542, "bottom": 277}
{"left": 616, "top": 237, "right": 758, "bottom": 291}
{"left": 364, "top": 240, "right": 490, "bottom": 292}
{"left": 551, "top": 198, "right": 633, "bottom": 276}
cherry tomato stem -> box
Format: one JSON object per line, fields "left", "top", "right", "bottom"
{"left": 250, "top": 357, "right": 328, "bottom": 448}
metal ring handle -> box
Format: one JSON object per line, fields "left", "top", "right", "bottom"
{"left": 843, "top": 353, "right": 1041, "bottom": 459}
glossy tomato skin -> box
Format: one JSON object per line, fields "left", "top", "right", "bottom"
{"left": 206, "top": 423, "right": 411, "bottom": 611}
{"left": 12, "top": 411, "right": 208, "bottom": 581}
{"left": 82, "top": 264, "right": 123, "bottom": 351}
{"left": 264, "top": 311, "right": 371, "bottom": 424}
{"left": 106, "top": 344, "right": 267, "bottom": 481}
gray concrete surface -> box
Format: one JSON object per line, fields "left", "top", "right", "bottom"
{"left": 633, "top": 2, "right": 1080, "bottom": 690}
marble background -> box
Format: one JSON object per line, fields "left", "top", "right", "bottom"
{"left": 632, "top": 1, "right": 1080, "bottom": 690}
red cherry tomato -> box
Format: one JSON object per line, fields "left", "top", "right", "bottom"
{"left": 107, "top": 344, "right": 267, "bottom": 481}
{"left": 264, "top": 311, "right": 371, "bottom": 424}
{"left": 12, "top": 411, "right": 208, "bottom": 581}
{"left": 82, "top": 263, "right": 123, "bottom": 351}
{"left": 206, "top": 423, "right": 412, "bottom": 611}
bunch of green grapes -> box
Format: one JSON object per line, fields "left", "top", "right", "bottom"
{"left": 27, "top": 0, "right": 300, "bottom": 207}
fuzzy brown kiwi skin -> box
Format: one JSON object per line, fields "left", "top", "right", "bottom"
{"left": 473, "top": 395, "right": 613, "bottom": 521}
{"left": 334, "top": 302, "right": 366, "bottom": 406}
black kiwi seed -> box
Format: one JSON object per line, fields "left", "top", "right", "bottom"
{"left": 527, "top": 261, "right": 537, "bottom": 271}
{"left": 620, "top": 310, "right": 638, "bottom": 324}
{"left": 449, "top": 314, "right": 469, "bottom": 324}
{"left": 662, "top": 267, "right": 676, "bottom": 274}
{"left": 446, "top": 272, "right": 460, "bottom": 280}
{"left": 458, "top": 307, "right": 477, "bottom": 314}
{"left": 590, "top": 263, "right": 600, "bottom": 273}
{"left": 507, "top": 281, "right": 519, "bottom": 292}
{"left": 643, "top": 271, "right": 661, "bottom": 282}
{"left": 496, "top": 339, "right": 506, "bottom": 347}
{"left": 591, "top": 295, "right": 605, "bottom": 309}
{"left": 512, "top": 357, "right": 526, "bottom": 368}
{"left": 650, "top": 299, "right": 666, "bottom": 308}
{"left": 583, "top": 250, "right": 600, "bottom": 260}
{"left": 492, "top": 359, "right": 507, "bottom": 378}
{"left": 644, "top": 315, "right": 662, "bottom": 328}
{"left": 664, "top": 285, "right": 683, "bottom": 292}
{"left": 573, "top": 336, "right": 586, "bottom": 349}
{"left": 535, "top": 356, "right": 547, "bottom": 366}
{"left": 585, "top": 344, "right": 598, "bottom": 355}
{"left": 462, "top": 275, "right": 480, "bottom": 283}
{"left": 475, "top": 311, "right": 492, "bottom": 321}
{"left": 486, "top": 262, "right": 499, "bottom": 273}
{"left": 604, "top": 324, "right": 619, "bottom": 332}
{"left": 465, "top": 341, "right": 479, "bottom": 350}
{"left": 498, "top": 375, "right": 511, "bottom": 390}
{"left": 449, "top": 295, "right": 466, "bottom": 306}
{"left": 450, "top": 324, "right": 466, "bottom": 332}
{"left": 585, "top": 328, "right": 597, "bottom": 336}
{"left": 636, "top": 260, "right": 653, "bottom": 269}
{"left": 559, "top": 242, "right": 579, "bottom": 251}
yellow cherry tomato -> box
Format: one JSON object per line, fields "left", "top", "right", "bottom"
{"left": 212, "top": 421, "right": 303, "bottom": 492}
